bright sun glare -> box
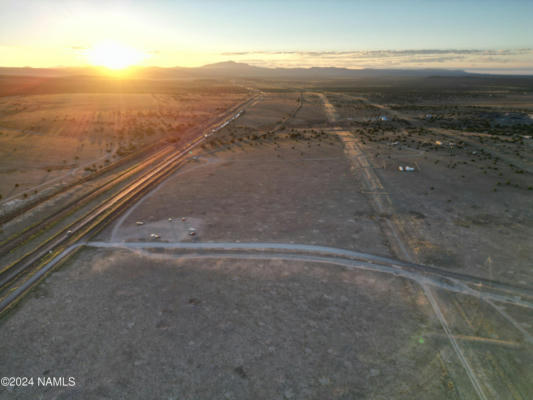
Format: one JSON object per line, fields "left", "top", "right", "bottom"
{"left": 87, "top": 42, "right": 145, "bottom": 70}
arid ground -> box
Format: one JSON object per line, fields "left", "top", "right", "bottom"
{"left": 1, "top": 77, "right": 532, "bottom": 399}
{"left": 0, "top": 82, "right": 246, "bottom": 207}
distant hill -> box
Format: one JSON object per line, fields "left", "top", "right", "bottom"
{"left": 187, "top": 61, "right": 472, "bottom": 79}
{"left": 0, "top": 67, "right": 96, "bottom": 77}
{"left": 0, "top": 61, "right": 474, "bottom": 80}
{"left": 2, "top": 62, "right": 533, "bottom": 97}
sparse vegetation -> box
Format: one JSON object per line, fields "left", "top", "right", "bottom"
{"left": 0, "top": 88, "right": 248, "bottom": 200}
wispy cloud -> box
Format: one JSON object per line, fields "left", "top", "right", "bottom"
{"left": 219, "top": 49, "right": 533, "bottom": 70}
{"left": 221, "top": 49, "right": 533, "bottom": 57}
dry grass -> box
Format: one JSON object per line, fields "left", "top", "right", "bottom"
{"left": 0, "top": 91, "right": 245, "bottom": 199}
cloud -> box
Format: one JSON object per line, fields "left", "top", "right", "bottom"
{"left": 221, "top": 49, "right": 533, "bottom": 57}
{"left": 219, "top": 49, "right": 533, "bottom": 69}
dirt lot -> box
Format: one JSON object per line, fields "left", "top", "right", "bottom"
{"left": 103, "top": 136, "right": 390, "bottom": 256}
{"left": 287, "top": 92, "right": 328, "bottom": 127}
{"left": 236, "top": 92, "right": 300, "bottom": 129}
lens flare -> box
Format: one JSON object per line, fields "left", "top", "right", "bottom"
{"left": 87, "top": 41, "right": 146, "bottom": 70}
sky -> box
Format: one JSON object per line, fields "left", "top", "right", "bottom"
{"left": 1, "top": 0, "right": 533, "bottom": 73}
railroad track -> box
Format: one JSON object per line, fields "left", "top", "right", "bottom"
{"left": 0, "top": 94, "right": 258, "bottom": 315}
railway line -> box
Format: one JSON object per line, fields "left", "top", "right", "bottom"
{"left": 0, "top": 94, "right": 257, "bottom": 315}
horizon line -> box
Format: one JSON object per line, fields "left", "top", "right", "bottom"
{"left": 1, "top": 64, "right": 533, "bottom": 77}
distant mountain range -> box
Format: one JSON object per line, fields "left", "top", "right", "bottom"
{"left": 198, "top": 61, "right": 472, "bottom": 78}
{"left": 0, "top": 61, "right": 474, "bottom": 79}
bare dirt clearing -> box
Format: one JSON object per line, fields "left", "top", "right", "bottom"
{"left": 103, "top": 135, "right": 390, "bottom": 257}
{"left": 236, "top": 92, "right": 300, "bottom": 129}
{"left": 0, "top": 247, "right": 486, "bottom": 400}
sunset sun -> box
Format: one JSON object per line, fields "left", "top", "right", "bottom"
{"left": 87, "top": 42, "right": 146, "bottom": 70}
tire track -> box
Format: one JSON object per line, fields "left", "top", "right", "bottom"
{"left": 85, "top": 240, "right": 533, "bottom": 308}
{"left": 318, "top": 92, "right": 489, "bottom": 400}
